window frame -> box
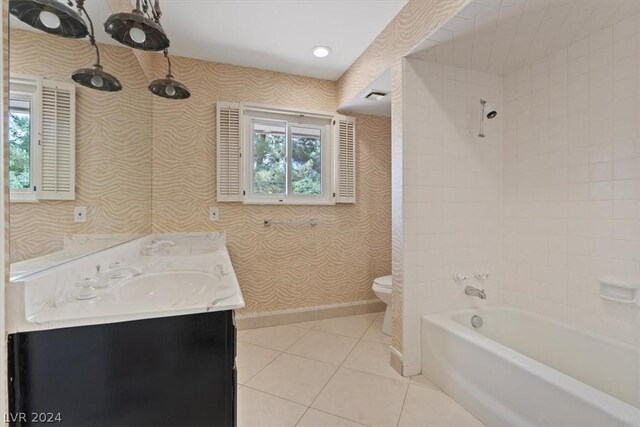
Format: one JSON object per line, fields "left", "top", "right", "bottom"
{"left": 242, "top": 105, "right": 333, "bottom": 205}
{"left": 8, "top": 75, "right": 40, "bottom": 203}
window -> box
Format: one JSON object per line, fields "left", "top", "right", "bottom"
{"left": 216, "top": 102, "right": 355, "bottom": 205}
{"left": 9, "top": 75, "right": 76, "bottom": 202}
{"left": 9, "top": 79, "right": 38, "bottom": 201}
{"left": 243, "top": 108, "right": 332, "bottom": 204}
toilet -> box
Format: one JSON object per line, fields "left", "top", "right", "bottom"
{"left": 372, "top": 275, "right": 392, "bottom": 335}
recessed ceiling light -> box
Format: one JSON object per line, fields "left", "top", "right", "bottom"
{"left": 313, "top": 46, "right": 332, "bottom": 58}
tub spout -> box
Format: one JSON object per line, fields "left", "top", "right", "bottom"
{"left": 465, "top": 285, "right": 487, "bottom": 299}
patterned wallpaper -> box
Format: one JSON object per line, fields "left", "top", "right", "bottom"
{"left": 9, "top": 30, "right": 153, "bottom": 263}
{"left": 390, "top": 59, "right": 403, "bottom": 352}
{"left": 151, "top": 54, "right": 391, "bottom": 314}
{"left": 337, "top": 0, "right": 466, "bottom": 108}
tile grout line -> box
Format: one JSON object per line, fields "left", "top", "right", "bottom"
{"left": 240, "top": 327, "right": 312, "bottom": 386}
{"left": 239, "top": 314, "right": 392, "bottom": 426}
{"left": 396, "top": 378, "right": 411, "bottom": 427}
{"left": 304, "top": 316, "right": 378, "bottom": 425}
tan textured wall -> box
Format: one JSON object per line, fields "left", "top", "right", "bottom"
{"left": 390, "top": 59, "right": 403, "bottom": 352}
{"left": 151, "top": 55, "right": 391, "bottom": 314}
{"left": 336, "top": 0, "right": 466, "bottom": 108}
{"left": 9, "top": 30, "right": 152, "bottom": 262}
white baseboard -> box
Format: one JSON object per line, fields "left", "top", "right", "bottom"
{"left": 236, "top": 299, "right": 385, "bottom": 330}
{"left": 390, "top": 346, "right": 404, "bottom": 376}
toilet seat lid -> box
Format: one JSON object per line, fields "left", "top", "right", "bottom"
{"left": 373, "top": 275, "right": 392, "bottom": 288}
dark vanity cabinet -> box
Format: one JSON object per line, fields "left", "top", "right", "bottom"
{"left": 7, "top": 311, "right": 237, "bottom": 426}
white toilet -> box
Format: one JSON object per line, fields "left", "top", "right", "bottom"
{"left": 372, "top": 275, "right": 392, "bottom": 336}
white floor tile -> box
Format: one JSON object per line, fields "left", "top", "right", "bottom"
{"left": 313, "top": 314, "right": 377, "bottom": 339}
{"left": 236, "top": 342, "right": 280, "bottom": 384}
{"left": 237, "top": 386, "right": 306, "bottom": 427}
{"left": 238, "top": 324, "right": 308, "bottom": 351}
{"left": 296, "top": 409, "right": 365, "bottom": 427}
{"left": 409, "top": 374, "right": 440, "bottom": 391}
{"left": 342, "top": 340, "right": 408, "bottom": 382}
{"left": 286, "top": 330, "right": 358, "bottom": 365}
{"left": 247, "top": 353, "right": 338, "bottom": 406}
{"left": 361, "top": 313, "right": 392, "bottom": 345}
{"left": 312, "top": 367, "right": 408, "bottom": 426}
{"left": 398, "top": 385, "right": 484, "bottom": 427}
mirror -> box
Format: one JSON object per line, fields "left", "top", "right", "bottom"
{"left": 9, "top": 2, "right": 152, "bottom": 281}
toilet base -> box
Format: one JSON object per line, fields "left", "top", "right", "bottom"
{"left": 382, "top": 304, "right": 391, "bottom": 336}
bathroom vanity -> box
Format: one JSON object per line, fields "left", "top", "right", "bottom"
{"left": 6, "top": 233, "right": 244, "bottom": 427}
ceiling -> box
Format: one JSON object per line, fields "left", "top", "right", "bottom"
{"left": 12, "top": 0, "right": 408, "bottom": 81}
{"left": 410, "top": 0, "right": 640, "bottom": 75}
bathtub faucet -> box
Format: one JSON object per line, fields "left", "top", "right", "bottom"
{"left": 464, "top": 285, "right": 487, "bottom": 300}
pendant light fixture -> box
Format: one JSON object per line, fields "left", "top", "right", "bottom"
{"left": 71, "top": 0, "right": 121, "bottom": 92}
{"left": 148, "top": 50, "right": 190, "bottom": 100}
{"left": 104, "top": 0, "right": 169, "bottom": 51}
{"left": 9, "top": 0, "right": 88, "bottom": 38}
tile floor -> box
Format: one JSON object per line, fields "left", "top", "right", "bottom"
{"left": 237, "top": 312, "right": 484, "bottom": 427}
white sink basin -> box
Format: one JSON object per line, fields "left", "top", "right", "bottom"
{"left": 111, "top": 271, "right": 235, "bottom": 308}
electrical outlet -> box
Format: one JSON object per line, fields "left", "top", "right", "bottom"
{"left": 74, "top": 206, "right": 87, "bottom": 223}
{"left": 209, "top": 207, "right": 219, "bottom": 222}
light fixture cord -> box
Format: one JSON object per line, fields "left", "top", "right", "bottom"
{"left": 76, "top": 0, "right": 101, "bottom": 67}
{"left": 164, "top": 49, "right": 173, "bottom": 78}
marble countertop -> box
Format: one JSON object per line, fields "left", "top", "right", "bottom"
{"left": 6, "top": 232, "right": 245, "bottom": 334}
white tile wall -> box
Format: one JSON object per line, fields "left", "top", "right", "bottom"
{"left": 400, "top": 12, "right": 640, "bottom": 373}
{"left": 400, "top": 57, "right": 504, "bottom": 370}
{"left": 502, "top": 15, "right": 640, "bottom": 346}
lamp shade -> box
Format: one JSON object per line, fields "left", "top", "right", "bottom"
{"left": 104, "top": 9, "right": 169, "bottom": 51}
{"left": 148, "top": 76, "right": 190, "bottom": 100}
{"left": 10, "top": 0, "right": 88, "bottom": 38}
{"left": 72, "top": 65, "right": 122, "bottom": 92}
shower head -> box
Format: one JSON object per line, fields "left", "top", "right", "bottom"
{"left": 478, "top": 99, "right": 497, "bottom": 138}
{"left": 481, "top": 99, "right": 497, "bottom": 119}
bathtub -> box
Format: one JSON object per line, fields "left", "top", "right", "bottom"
{"left": 421, "top": 306, "right": 640, "bottom": 427}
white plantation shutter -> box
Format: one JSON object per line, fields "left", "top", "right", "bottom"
{"left": 334, "top": 115, "right": 356, "bottom": 203}
{"left": 216, "top": 102, "right": 243, "bottom": 201}
{"left": 38, "top": 79, "right": 75, "bottom": 200}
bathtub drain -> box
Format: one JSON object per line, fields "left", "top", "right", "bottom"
{"left": 471, "top": 315, "right": 483, "bottom": 328}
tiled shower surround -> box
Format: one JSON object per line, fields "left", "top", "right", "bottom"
{"left": 398, "top": 12, "right": 640, "bottom": 373}
{"left": 400, "top": 58, "right": 504, "bottom": 373}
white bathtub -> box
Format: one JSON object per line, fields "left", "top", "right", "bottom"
{"left": 421, "top": 306, "right": 640, "bottom": 427}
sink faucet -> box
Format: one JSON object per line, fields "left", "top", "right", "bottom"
{"left": 95, "top": 264, "right": 143, "bottom": 288}
{"left": 142, "top": 239, "right": 175, "bottom": 255}
{"left": 465, "top": 285, "right": 487, "bottom": 299}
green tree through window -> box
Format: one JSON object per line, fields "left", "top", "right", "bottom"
{"left": 291, "top": 127, "right": 321, "bottom": 195}
{"left": 252, "top": 121, "right": 322, "bottom": 196}
{"left": 9, "top": 103, "right": 31, "bottom": 190}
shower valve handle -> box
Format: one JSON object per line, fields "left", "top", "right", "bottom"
{"left": 454, "top": 273, "right": 468, "bottom": 283}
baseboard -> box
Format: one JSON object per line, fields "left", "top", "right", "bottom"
{"left": 235, "top": 300, "right": 385, "bottom": 330}
{"left": 390, "top": 346, "right": 404, "bottom": 376}
{"left": 403, "top": 364, "right": 421, "bottom": 377}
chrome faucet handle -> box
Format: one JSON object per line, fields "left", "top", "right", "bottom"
{"left": 75, "top": 276, "right": 97, "bottom": 300}
{"left": 454, "top": 273, "right": 468, "bottom": 283}
{"left": 475, "top": 271, "right": 490, "bottom": 280}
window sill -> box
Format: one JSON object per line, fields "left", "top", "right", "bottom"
{"left": 242, "top": 197, "right": 334, "bottom": 206}
{"left": 10, "top": 193, "right": 38, "bottom": 203}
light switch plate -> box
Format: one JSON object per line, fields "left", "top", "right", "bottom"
{"left": 74, "top": 206, "right": 87, "bottom": 223}
{"left": 209, "top": 207, "right": 219, "bottom": 222}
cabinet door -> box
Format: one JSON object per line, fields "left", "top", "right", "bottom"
{"left": 8, "top": 311, "right": 235, "bottom": 426}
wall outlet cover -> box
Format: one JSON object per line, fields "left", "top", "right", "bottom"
{"left": 74, "top": 206, "right": 87, "bottom": 223}
{"left": 209, "top": 207, "right": 219, "bottom": 222}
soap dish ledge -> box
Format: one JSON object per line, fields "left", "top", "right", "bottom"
{"left": 599, "top": 277, "right": 639, "bottom": 304}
